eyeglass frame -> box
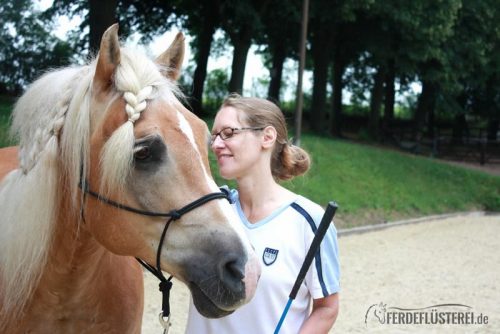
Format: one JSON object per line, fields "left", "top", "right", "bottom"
{"left": 210, "top": 127, "right": 265, "bottom": 145}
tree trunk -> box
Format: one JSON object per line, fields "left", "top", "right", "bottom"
{"left": 486, "top": 119, "right": 499, "bottom": 141}
{"left": 293, "top": 0, "right": 309, "bottom": 146}
{"left": 310, "top": 29, "right": 330, "bottom": 132}
{"left": 191, "top": 20, "right": 216, "bottom": 116}
{"left": 369, "top": 65, "right": 386, "bottom": 139}
{"left": 228, "top": 31, "right": 251, "bottom": 94}
{"left": 330, "top": 52, "right": 344, "bottom": 137}
{"left": 452, "top": 113, "right": 468, "bottom": 142}
{"left": 451, "top": 94, "right": 469, "bottom": 142}
{"left": 88, "top": 0, "right": 118, "bottom": 53}
{"left": 415, "top": 80, "right": 437, "bottom": 141}
{"left": 267, "top": 44, "right": 286, "bottom": 102}
{"left": 484, "top": 77, "right": 498, "bottom": 141}
{"left": 427, "top": 107, "right": 435, "bottom": 138}
{"left": 383, "top": 60, "right": 395, "bottom": 128}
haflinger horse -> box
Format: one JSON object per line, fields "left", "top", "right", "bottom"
{"left": 0, "top": 24, "right": 260, "bottom": 333}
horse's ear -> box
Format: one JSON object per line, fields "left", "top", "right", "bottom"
{"left": 156, "top": 32, "right": 185, "bottom": 81}
{"left": 94, "top": 24, "right": 121, "bottom": 91}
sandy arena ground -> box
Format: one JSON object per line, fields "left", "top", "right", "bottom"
{"left": 142, "top": 213, "right": 500, "bottom": 333}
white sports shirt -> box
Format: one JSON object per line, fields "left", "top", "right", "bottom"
{"left": 186, "top": 189, "right": 340, "bottom": 334}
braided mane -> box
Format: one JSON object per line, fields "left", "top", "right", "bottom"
{"left": 99, "top": 49, "right": 181, "bottom": 195}
{"left": 0, "top": 45, "right": 181, "bottom": 318}
{"left": 0, "top": 65, "right": 91, "bottom": 317}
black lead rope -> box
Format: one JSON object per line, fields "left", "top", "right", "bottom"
{"left": 79, "top": 178, "right": 230, "bottom": 324}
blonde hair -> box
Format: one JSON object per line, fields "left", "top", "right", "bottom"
{"left": 0, "top": 66, "right": 92, "bottom": 319}
{"left": 98, "top": 49, "right": 181, "bottom": 196}
{"left": 0, "top": 45, "right": 182, "bottom": 323}
{"left": 221, "top": 94, "right": 310, "bottom": 180}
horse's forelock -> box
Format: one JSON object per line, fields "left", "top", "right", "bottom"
{"left": 97, "top": 48, "right": 183, "bottom": 196}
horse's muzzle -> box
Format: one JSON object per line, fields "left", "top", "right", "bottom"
{"left": 188, "top": 251, "right": 260, "bottom": 318}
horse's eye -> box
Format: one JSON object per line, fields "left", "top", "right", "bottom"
{"left": 133, "top": 135, "right": 166, "bottom": 170}
{"left": 134, "top": 146, "right": 152, "bottom": 161}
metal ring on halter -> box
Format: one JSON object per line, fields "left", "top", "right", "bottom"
{"left": 159, "top": 312, "right": 171, "bottom": 334}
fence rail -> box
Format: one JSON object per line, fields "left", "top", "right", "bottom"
{"left": 382, "top": 126, "right": 500, "bottom": 165}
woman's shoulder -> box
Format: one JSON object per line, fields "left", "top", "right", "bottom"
{"left": 293, "top": 196, "right": 339, "bottom": 241}
{"left": 292, "top": 195, "right": 325, "bottom": 223}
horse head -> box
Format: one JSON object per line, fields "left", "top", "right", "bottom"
{"left": 71, "top": 25, "right": 260, "bottom": 318}
{"left": 374, "top": 302, "right": 387, "bottom": 324}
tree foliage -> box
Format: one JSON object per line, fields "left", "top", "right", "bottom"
{"left": 2, "top": 0, "right": 500, "bottom": 142}
{"left": 203, "top": 68, "right": 229, "bottom": 113}
{"left": 0, "top": 0, "right": 74, "bottom": 94}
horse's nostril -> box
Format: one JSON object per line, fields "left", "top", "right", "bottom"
{"left": 218, "top": 254, "right": 246, "bottom": 290}
{"left": 226, "top": 260, "right": 245, "bottom": 280}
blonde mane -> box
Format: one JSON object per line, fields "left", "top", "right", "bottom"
{"left": 0, "top": 46, "right": 182, "bottom": 316}
{"left": 99, "top": 49, "right": 181, "bottom": 195}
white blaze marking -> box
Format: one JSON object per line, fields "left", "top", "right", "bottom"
{"left": 176, "top": 110, "right": 215, "bottom": 188}
{"left": 175, "top": 111, "right": 254, "bottom": 252}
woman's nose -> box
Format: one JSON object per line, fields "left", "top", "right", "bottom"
{"left": 211, "top": 135, "right": 225, "bottom": 150}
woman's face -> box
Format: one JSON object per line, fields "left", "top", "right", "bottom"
{"left": 210, "top": 106, "right": 264, "bottom": 180}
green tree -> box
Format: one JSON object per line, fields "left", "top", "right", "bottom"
{"left": 435, "top": 0, "right": 500, "bottom": 140}
{"left": 0, "top": 0, "right": 74, "bottom": 94}
{"left": 48, "top": 0, "right": 176, "bottom": 53}
{"left": 218, "top": 0, "right": 269, "bottom": 94}
{"left": 329, "top": 18, "right": 371, "bottom": 137}
{"left": 352, "top": 0, "right": 460, "bottom": 139}
{"left": 49, "top": 0, "right": 116, "bottom": 53}
{"left": 174, "top": 0, "right": 221, "bottom": 116}
{"left": 308, "top": 0, "right": 372, "bottom": 133}
{"left": 257, "top": 0, "right": 302, "bottom": 102}
{"left": 203, "top": 68, "right": 229, "bottom": 113}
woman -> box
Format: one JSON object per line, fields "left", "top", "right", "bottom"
{"left": 186, "top": 95, "right": 340, "bottom": 333}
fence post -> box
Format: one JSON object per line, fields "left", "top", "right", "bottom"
{"left": 479, "top": 139, "right": 486, "bottom": 165}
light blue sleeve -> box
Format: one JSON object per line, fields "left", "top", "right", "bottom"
{"left": 318, "top": 219, "right": 341, "bottom": 295}
{"left": 300, "top": 198, "right": 341, "bottom": 298}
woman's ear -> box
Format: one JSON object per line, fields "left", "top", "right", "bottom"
{"left": 261, "top": 126, "right": 277, "bottom": 149}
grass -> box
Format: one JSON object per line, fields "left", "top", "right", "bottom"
{"left": 281, "top": 134, "right": 500, "bottom": 227}
{"left": 209, "top": 133, "right": 500, "bottom": 228}
{"left": 2, "top": 96, "right": 499, "bottom": 228}
{"left": 0, "top": 95, "right": 15, "bottom": 147}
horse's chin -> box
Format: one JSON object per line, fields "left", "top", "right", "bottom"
{"left": 189, "top": 282, "right": 235, "bottom": 318}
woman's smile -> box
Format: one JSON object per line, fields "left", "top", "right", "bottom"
{"left": 217, "top": 153, "right": 234, "bottom": 164}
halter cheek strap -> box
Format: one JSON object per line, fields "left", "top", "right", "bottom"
{"left": 78, "top": 178, "right": 230, "bottom": 326}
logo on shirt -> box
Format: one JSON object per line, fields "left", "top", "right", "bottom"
{"left": 262, "top": 247, "right": 279, "bottom": 266}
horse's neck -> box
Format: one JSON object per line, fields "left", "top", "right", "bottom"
{"left": 36, "top": 208, "right": 110, "bottom": 308}
{"left": 19, "top": 202, "right": 144, "bottom": 332}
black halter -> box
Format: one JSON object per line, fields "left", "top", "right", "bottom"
{"left": 78, "top": 178, "right": 230, "bottom": 323}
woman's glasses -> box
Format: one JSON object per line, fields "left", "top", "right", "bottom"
{"left": 210, "top": 127, "right": 265, "bottom": 145}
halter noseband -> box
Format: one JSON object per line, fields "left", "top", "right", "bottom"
{"left": 78, "top": 178, "right": 229, "bottom": 329}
